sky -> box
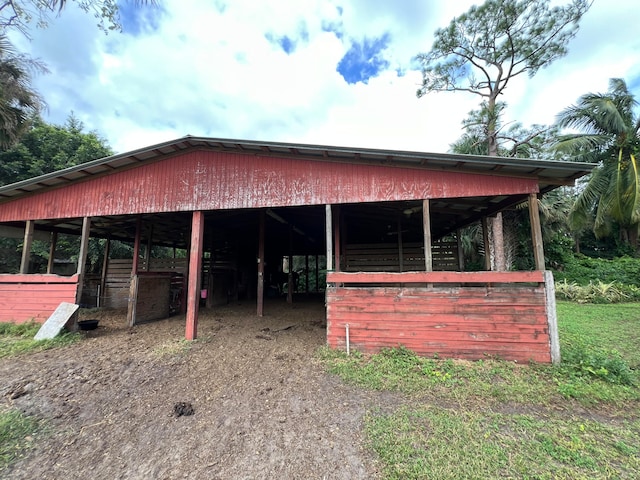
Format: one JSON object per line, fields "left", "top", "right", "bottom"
{"left": 10, "top": 0, "right": 640, "bottom": 156}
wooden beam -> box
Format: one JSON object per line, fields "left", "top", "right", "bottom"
{"left": 326, "top": 204, "right": 333, "bottom": 271}
{"left": 46, "top": 231, "right": 58, "bottom": 274}
{"left": 186, "top": 211, "right": 205, "bottom": 340}
{"left": 398, "top": 216, "right": 404, "bottom": 272}
{"left": 481, "top": 216, "right": 492, "bottom": 271}
{"left": 144, "top": 223, "right": 154, "bottom": 271}
{"left": 544, "top": 271, "right": 561, "bottom": 365}
{"left": 75, "top": 217, "right": 91, "bottom": 303}
{"left": 100, "top": 238, "right": 110, "bottom": 308}
{"left": 287, "top": 225, "right": 293, "bottom": 304}
{"left": 132, "top": 216, "right": 142, "bottom": 275}
{"left": 334, "top": 206, "right": 341, "bottom": 272}
{"left": 257, "top": 210, "right": 265, "bottom": 317}
{"left": 422, "top": 199, "right": 432, "bottom": 272}
{"left": 529, "top": 193, "right": 545, "bottom": 270}
{"left": 19, "top": 220, "right": 34, "bottom": 274}
{"left": 327, "top": 270, "right": 544, "bottom": 284}
{"left": 456, "top": 229, "right": 464, "bottom": 272}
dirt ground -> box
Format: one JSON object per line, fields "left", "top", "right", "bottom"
{"left": 1, "top": 296, "right": 402, "bottom": 479}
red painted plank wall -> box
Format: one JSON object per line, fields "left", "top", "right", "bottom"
{"left": 326, "top": 285, "right": 551, "bottom": 363}
{"left": 0, "top": 151, "right": 539, "bottom": 222}
{"left": 0, "top": 274, "right": 79, "bottom": 323}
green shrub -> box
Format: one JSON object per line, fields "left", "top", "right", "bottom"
{"left": 559, "top": 335, "right": 636, "bottom": 386}
{"left": 555, "top": 279, "right": 640, "bottom": 303}
{"left": 554, "top": 256, "right": 640, "bottom": 286}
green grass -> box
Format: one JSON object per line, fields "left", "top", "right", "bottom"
{"left": 0, "top": 409, "right": 41, "bottom": 471}
{"left": 367, "top": 407, "right": 640, "bottom": 480}
{"left": 319, "top": 302, "right": 640, "bottom": 479}
{"left": 0, "top": 321, "right": 80, "bottom": 359}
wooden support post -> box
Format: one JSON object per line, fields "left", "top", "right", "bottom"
{"left": 481, "top": 217, "right": 492, "bottom": 271}
{"left": 143, "top": 223, "right": 153, "bottom": 271}
{"left": 257, "top": 210, "right": 265, "bottom": 317}
{"left": 422, "top": 200, "right": 432, "bottom": 272}
{"left": 76, "top": 217, "right": 91, "bottom": 303}
{"left": 186, "top": 211, "right": 205, "bottom": 340}
{"left": 46, "top": 231, "right": 58, "bottom": 274}
{"left": 456, "top": 229, "right": 464, "bottom": 272}
{"left": 544, "top": 270, "right": 561, "bottom": 364}
{"left": 325, "top": 204, "right": 333, "bottom": 272}
{"left": 287, "top": 225, "right": 293, "bottom": 304}
{"left": 315, "top": 254, "right": 319, "bottom": 292}
{"left": 20, "top": 220, "right": 34, "bottom": 274}
{"left": 398, "top": 216, "right": 404, "bottom": 272}
{"left": 333, "top": 206, "right": 341, "bottom": 272}
{"left": 100, "top": 238, "right": 110, "bottom": 308}
{"left": 132, "top": 217, "right": 142, "bottom": 275}
{"left": 305, "top": 254, "right": 309, "bottom": 294}
{"left": 528, "top": 193, "right": 545, "bottom": 271}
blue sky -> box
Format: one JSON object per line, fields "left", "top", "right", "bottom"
{"left": 10, "top": 0, "right": 640, "bottom": 155}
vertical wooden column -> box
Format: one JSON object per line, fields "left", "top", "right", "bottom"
{"left": 544, "top": 270, "right": 561, "bottom": 364}
{"left": 75, "top": 217, "right": 91, "bottom": 303}
{"left": 315, "top": 254, "right": 319, "bottom": 292}
{"left": 493, "top": 212, "right": 506, "bottom": 271}
{"left": 100, "top": 238, "right": 111, "bottom": 307}
{"left": 132, "top": 217, "right": 142, "bottom": 275}
{"left": 143, "top": 224, "right": 153, "bottom": 271}
{"left": 127, "top": 218, "right": 142, "bottom": 327}
{"left": 422, "top": 200, "right": 432, "bottom": 272}
{"left": 186, "top": 211, "right": 205, "bottom": 340}
{"left": 325, "top": 204, "right": 333, "bottom": 271}
{"left": 305, "top": 254, "right": 309, "bottom": 293}
{"left": 333, "top": 206, "right": 341, "bottom": 272}
{"left": 257, "top": 210, "right": 265, "bottom": 317}
{"left": 456, "top": 229, "right": 464, "bottom": 272}
{"left": 528, "top": 193, "right": 546, "bottom": 271}
{"left": 19, "top": 220, "right": 34, "bottom": 274}
{"left": 287, "top": 225, "right": 293, "bottom": 304}
{"left": 481, "top": 217, "right": 492, "bottom": 271}
{"left": 398, "top": 216, "right": 404, "bottom": 272}
{"left": 46, "top": 231, "right": 58, "bottom": 274}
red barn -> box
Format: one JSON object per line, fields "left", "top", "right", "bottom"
{"left": 0, "top": 137, "right": 593, "bottom": 363}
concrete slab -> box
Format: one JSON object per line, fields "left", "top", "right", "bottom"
{"left": 34, "top": 302, "right": 80, "bottom": 340}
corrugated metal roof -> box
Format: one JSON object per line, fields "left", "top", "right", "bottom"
{"left": 0, "top": 135, "right": 594, "bottom": 201}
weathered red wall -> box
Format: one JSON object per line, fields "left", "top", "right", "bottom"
{"left": 326, "top": 283, "right": 551, "bottom": 363}
{"left": 0, "top": 274, "right": 79, "bottom": 323}
{"left": 0, "top": 151, "right": 539, "bottom": 221}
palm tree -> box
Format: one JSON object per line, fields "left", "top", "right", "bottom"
{"left": 556, "top": 78, "right": 640, "bottom": 250}
{"left": 0, "top": 36, "right": 45, "bottom": 149}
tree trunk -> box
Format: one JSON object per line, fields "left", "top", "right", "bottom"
{"left": 487, "top": 95, "right": 506, "bottom": 270}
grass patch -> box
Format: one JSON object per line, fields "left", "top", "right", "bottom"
{"left": 0, "top": 322, "right": 80, "bottom": 359}
{"left": 319, "top": 302, "right": 640, "bottom": 479}
{"left": 0, "top": 409, "right": 41, "bottom": 471}
{"left": 366, "top": 407, "right": 640, "bottom": 479}
{"left": 152, "top": 338, "right": 193, "bottom": 357}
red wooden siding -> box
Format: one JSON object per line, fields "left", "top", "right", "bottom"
{"left": 0, "top": 151, "right": 539, "bottom": 222}
{"left": 326, "top": 271, "right": 551, "bottom": 363}
{"left": 0, "top": 274, "right": 79, "bottom": 323}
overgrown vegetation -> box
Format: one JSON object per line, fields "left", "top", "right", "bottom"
{"left": 319, "top": 301, "right": 640, "bottom": 479}
{"left": 0, "top": 409, "right": 42, "bottom": 471}
{"left": 0, "top": 321, "right": 80, "bottom": 358}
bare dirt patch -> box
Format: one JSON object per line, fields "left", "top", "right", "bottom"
{"left": 1, "top": 297, "right": 398, "bottom": 479}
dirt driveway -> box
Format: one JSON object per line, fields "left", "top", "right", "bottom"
{"left": 1, "top": 298, "right": 395, "bottom": 479}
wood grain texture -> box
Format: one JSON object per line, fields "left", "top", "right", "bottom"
{"left": 0, "top": 274, "right": 79, "bottom": 323}
{"left": 0, "top": 151, "right": 540, "bottom": 221}
{"left": 326, "top": 285, "right": 551, "bottom": 363}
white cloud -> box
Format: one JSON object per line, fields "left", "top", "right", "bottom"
{"left": 11, "top": 0, "right": 640, "bottom": 156}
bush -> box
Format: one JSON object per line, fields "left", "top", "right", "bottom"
{"left": 559, "top": 335, "right": 636, "bottom": 386}
{"left": 555, "top": 280, "right": 640, "bottom": 303}
{"left": 554, "top": 256, "right": 640, "bottom": 286}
